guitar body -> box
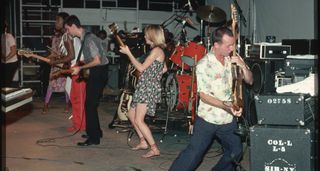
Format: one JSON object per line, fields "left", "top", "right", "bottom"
{"left": 230, "top": 4, "right": 244, "bottom": 111}
{"left": 117, "top": 90, "right": 133, "bottom": 121}
{"left": 75, "top": 61, "right": 89, "bottom": 82}
{"left": 50, "top": 69, "right": 72, "bottom": 80}
{"left": 129, "top": 66, "right": 140, "bottom": 89}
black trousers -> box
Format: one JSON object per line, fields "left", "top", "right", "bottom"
{"left": 0, "top": 62, "right": 19, "bottom": 87}
{"left": 85, "top": 65, "right": 108, "bottom": 143}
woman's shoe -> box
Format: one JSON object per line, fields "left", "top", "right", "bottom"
{"left": 131, "top": 142, "right": 149, "bottom": 151}
{"left": 141, "top": 144, "right": 160, "bottom": 158}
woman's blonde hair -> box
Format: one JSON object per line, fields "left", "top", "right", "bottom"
{"left": 144, "top": 25, "right": 166, "bottom": 49}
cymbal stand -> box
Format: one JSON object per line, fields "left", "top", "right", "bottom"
{"left": 187, "top": 55, "right": 197, "bottom": 135}
{"left": 200, "top": 19, "right": 204, "bottom": 44}
{"left": 160, "top": 79, "right": 175, "bottom": 143}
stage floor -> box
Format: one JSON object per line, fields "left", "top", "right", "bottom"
{"left": 4, "top": 95, "right": 250, "bottom": 171}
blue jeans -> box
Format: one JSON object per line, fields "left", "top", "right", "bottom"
{"left": 169, "top": 116, "right": 243, "bottom": 171}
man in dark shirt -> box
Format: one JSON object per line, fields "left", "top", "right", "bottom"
{"left": 64, "top": 15, "right": 109, "bottom": 146}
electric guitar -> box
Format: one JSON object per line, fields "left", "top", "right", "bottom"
{"left": 108, "top": 23, "right": 134, "bottom": 121}
{"left": 50, "top": 61, "right": 89, "bottom": 82}
{"left": 50, "top": 69, "right": 73, "bottom": 80}
{"left": 18, "top": 49, "right": 88, "bottom": 82}
{"left": 18, "top": 49, "right": 63, "bottom": 68}
{"left": 231, "top": 3, "right": 244, "bottom": 111}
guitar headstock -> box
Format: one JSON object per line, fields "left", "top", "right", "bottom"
{"left": 108, "top": 23, "right": 119, "bottom": 35}
{"left": 108, "top": 22, "right": 125, "bottom": 47}
{"left": 231, "top": 4, "right": 238, "bottom": 27}
{"left": 17, "top": 49, "right": 34, "bottom": 58}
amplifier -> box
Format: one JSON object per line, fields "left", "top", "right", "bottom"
{"left": 284, "top": 57, "right": 317, "bottom": 77}
{"left": 246, "top": 43, "right": 291, "bottom": 59}
{"left": 250, "top": 124, "right": 317, "bottom": 171}
{"left": 254, "top": 93, "right": 315, "bottom": 126}
{"left": 282, "top": 39, "right": 319, "bottom": 55}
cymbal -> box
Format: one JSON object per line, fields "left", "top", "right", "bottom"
{"left": 196, "top": 5, "right": 226, "bottom": 23}
{"left": 175, "top": 16, "right": 198, "bottom": 30}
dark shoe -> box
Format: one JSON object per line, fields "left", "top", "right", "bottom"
{"left": 81, "top": 133, "right": 102, "bottom": 139}
{"left": 77, "top": 139, "right": 100, "bottom": 146}
{"left": 81, "top": 134, "right": 89, "bottom": 139}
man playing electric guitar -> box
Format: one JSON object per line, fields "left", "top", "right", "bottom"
{"left": 46, "top": 12, "right": 87, "bottom": 132}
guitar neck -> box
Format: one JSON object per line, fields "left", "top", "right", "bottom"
{"left": 31, "top": 54, "right": 63, "bottom": 68}
{"left": 31, "top": 54, "right": 50, "bottom": 63}
{"left": 115, "top": 34, "right": 125, "bottom": 47}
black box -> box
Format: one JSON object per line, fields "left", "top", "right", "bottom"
{"left": 250, "top": 125, "right": 316, "bottom": 171}
{"left": 254, "top": 93, "right": 314, "bottom": 126}
{"left": 282, "top": 39, "right": 319, "bottom": 55}
{"left": 246, "top": 44, "right": 291, "bottom": 59}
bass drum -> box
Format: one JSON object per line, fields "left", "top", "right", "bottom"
{"left": 169, "top": 45, "right": 190, "bottom": 70}
{"left": 165, "top": 72, "right": 197, "bottom": 112}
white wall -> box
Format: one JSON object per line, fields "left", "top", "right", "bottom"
{"left": 207, "top": 0, "right": 316, "bottom": 43}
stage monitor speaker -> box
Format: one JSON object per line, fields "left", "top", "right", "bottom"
{"left": 254, "top": 93, "right": 315, "bottom": 126}
{"left": 250, "top": 124, "right": 317, "bottom": 171}
{"left": 245, "top": 58, "right": 284, "bottom": 94}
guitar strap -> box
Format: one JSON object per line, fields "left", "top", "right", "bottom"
{"left": 76, "top": 32, "right": 90, "bottom": 62}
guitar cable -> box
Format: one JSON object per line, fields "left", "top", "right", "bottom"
{"left": 36, "top": 76, "right": 85, "bottom": 145}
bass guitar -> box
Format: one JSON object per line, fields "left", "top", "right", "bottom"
{"left": 230, "top": 3, "right": 244, "bottom": 111}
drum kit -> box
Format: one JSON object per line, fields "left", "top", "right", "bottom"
{"left": 162, "top": 5, "right": 227, "bottom": 128}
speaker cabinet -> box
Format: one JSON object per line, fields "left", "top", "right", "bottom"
{"left": 250, "top": 125, "right": 317, "bottom": 171}
{"left": 245, "top": 58, "right": 284, "bottom": 94}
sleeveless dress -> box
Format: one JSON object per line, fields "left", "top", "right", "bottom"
{"left": 48, "top": 33, "right": 66, "bottom": 92}
{"left": 131, "top": 60, "right": 164, "bottom": 116}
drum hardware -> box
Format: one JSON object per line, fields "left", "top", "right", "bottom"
{"left": 175, "top": 16, "right": 198, "bottom": 30}
{"left": 187, "top": 56, "right": 198, "bottom": 134}
{"left": 160, "top": 71, "right": 198, "bottom": 141}
{"left": 196, "top": 5, "right": 226, "bottom": 23}
{"left": 180, "top": 42, "right": 206, "bottom": 67}
{"left": 169, "top": 43, "right": 191, "bottom": 71}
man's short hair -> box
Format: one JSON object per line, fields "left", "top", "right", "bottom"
{"left": 56, "top": 12, "right": 69, "bottom": 21}
{"left": 211, "top": 27, "right": 234, "bottom": 44}
{"left": 64, "top": 15, "right": 81, "bottom": 28}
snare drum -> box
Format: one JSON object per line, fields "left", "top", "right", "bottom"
{"left": 181, "top": 41, "right": 206, "bottom": 66}
{"left": 165, "top": 73, "right": 197, "bottom": 111}
{"left": 169, "top": 45, "right": 190, "bottom": 70}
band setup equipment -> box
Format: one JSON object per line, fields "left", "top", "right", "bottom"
{"left": 104, "top": 1, "right": 318, "bottom": 169}
{"left": 107, "top": 3, "right": 228, "bottom": 141}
